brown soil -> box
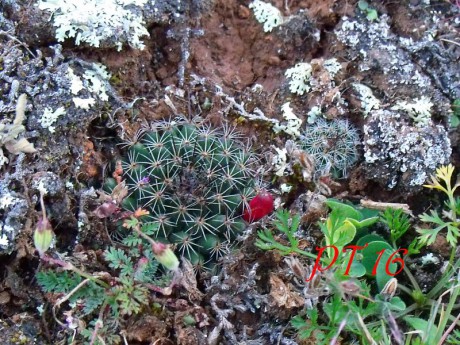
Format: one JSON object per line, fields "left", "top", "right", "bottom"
{"left": 1, "top": 0, "right": 459, "bottom": 344}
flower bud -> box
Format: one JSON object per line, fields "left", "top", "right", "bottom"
{"left": 340, "top": 280, "right": 362, "bottom": 297}
{"left": 34, "top": 216, "right": 54, "bottom": 256}
{"left": 152, "top": 242, "right": 179, "bottom": 271}
{"left": 381, "top": 278, "right": 398, "bottom": 299}
{"left": 134, "top": 257, "right": 149, "bottom": 281}
{"left": 243, "top": 191, "right": 274, "bottom": 222}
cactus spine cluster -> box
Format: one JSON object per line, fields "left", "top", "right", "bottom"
{"left": 300, "top": 118, "right": 360, "bottom": 178}
{"left": 104, "top": 119, "right": 258, "bottom": 268}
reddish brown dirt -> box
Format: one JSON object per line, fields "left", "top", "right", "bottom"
{"left": 1, "top": 0, "right": 459, "bottom": 344}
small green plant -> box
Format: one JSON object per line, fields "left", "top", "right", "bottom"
{"left": 292, "top": 272, "right": 406, "bottom": 344}
{"left": 257, "top": 200, "right": 383, "bottom": 280}
{"left": 36, "top": 218, "right": 176, "bottom": 345}
{"left": 451, "top": 99, "right": 460, "bottom": 128}
{"left": 255, "top": 209, "right": 318, "bottom": 260}
{"left": 357, "top": 235, "right": 401, "bottom": 291}
{"left": 256, "top": 201, "right": 412, "bottom": 343}
{"left": 104, "top": 118, "right": 258, "bottom": 267}
{"left": 257, "top": 185, "right": 460, "bottom": 344}
{"left": 403, "top": 275, "right": 460, "bottom": 345}
{"left": 448, "top": 329, "right": 460, "bottom": 344}
{"left": 358, "top": 0, "right": 379, "bottom": 21}
{"left": 319, "top": 199, "right": 379, "bottom": 258}
{"left": 416, "top": 164, "right": 460, "bottom": 264}
{"left": 381, "top": 208, "right": 411, "bottom": 244}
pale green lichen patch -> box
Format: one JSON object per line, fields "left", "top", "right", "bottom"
{"left": 249, "top": 0, "right": 284, "bottom": 32}
{"left": 353, "top": 83, "right": 380, "bottom": 117}
{"left": 391, "top": 96, "right": 433, "bottom": 127}
{"left": 273, "top": 102, "right": 302, "bottom": 137}
{"left": 323, "top": 58, "right": 342, "bottom": 78}
{"left": 39, "top": 107, "right": 66, "bottom": 133}
{"left": 37, "top": 0, "right": 150, "bottom": 51}
{"left": 285, "top": 62, "right": 312, "bottom": 95}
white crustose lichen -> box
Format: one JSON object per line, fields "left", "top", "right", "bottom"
{"left": 323, "top": 58, "right": 342, "bottom": 77}
{"left": 67, "top": 63, "right": 111, "bottom": 110}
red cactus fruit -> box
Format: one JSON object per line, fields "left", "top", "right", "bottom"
{"left": 243, "top": 191, "right": 274, "bottom": 222}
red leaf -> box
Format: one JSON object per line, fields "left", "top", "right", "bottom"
{"left": 243, "top": 191, "right": 274, "bottom": 222}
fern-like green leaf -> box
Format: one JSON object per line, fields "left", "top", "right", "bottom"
{"left": 381, "top": 207, "right": 411, "bottom": 243}
{"left": 255, "top": 229, "right": 289, "bottom": 253}
{"left": 122, "top": 234, "right": 143, "bottom": 247}
{"left": 141, "top": 222, "right": 159, "bottom": 236}
{"left": 446, "top": 224, "right": 460, "bottom": 246}
{"left": 273, "top": 210, "right": 293, "bottom": 234}
{"left": 104, "top": 247, "right": 134, "bottom": 277}
{"left": 291, "top": 315, "right": 315, "bottom": 339}
{"left": 80, "top": 283, "right": 106, "bottom": 315}
{"left": 418, "top": 210, "right": 458, "bottom": 247}
{"left": 420, "top": 210, "right": 445, "bottom": 226}
{"left": 448, "top": 329, "right": 460, "bottom": 344}
{"left": 36, "top": 270, "right": 81, "bottom": 293}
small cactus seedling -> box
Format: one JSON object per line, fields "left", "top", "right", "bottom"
{"left": 104, "top": 119, "right": 259, "bottom": 268}
{"left": 300, "top": 118, "right": 360, "bottom": 178}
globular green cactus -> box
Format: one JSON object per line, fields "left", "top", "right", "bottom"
{"left": 300, "top": 118, "right": 360, "bottom": 178}
{"left": 104, "top": 119, "right": 258, "bottom": 268}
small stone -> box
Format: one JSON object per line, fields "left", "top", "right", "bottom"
{"left": 238, "top": 5, "right": 251, "bottom": 19}
{"left": 0, "top": 291, "right": 11, "bottom": 304}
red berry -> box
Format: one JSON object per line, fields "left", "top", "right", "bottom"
{"left": 243, "top": 191, "right": 274, "bottom": 222}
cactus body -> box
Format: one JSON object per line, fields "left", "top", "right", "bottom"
{"left": 300, "top": 118, "right": 360, "bottom": 178}
{"left": 105, "top": 119, "right": 258, "bottom": 266}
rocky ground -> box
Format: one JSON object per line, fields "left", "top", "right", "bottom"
{"left": 0, "top": 0, "right": 460, "bottom": 344}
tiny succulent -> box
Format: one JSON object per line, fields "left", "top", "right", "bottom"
{"left": 104, "top": 118, "right": 259, "bottom": 268}
{"left": 300, "top": 118, "right": 360, "bottom": 178}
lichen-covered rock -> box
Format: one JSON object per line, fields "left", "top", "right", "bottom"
{"left": 0, "top": 154, "right": 30, "bottom": 254}
{"left": 363, "top": 109, "right": 451, "bottom": 192}
{"left": 0, "top": 9, "right": 14, "bottom": 32}
{"left": 334, "top": 12, "right": 457, "bottom": 192}
{"left": 0, "top": 40, "right": 123, "bottom": 170}
{"left": 399, "top": 37, "right": 460, "bottom": 100}
{"left": 284, "top": 58, "right": 347, "bottom": 120}
{"left": 335, "top": 14, "right": 453, "bottom": 117}
{"left": 0, "top": 165, "right": 77, "bottom": 254}
{"left": 3, "top": 0, "right": 197, "bottom": 49}
{"left": 0, "top": 191, "right": 28, "bottom": 254}
{"left": 0, "top": 39, "right": 121, "bottom": 254}
{"left": 37, "top": 0, "right": 150, "bottom": 51}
